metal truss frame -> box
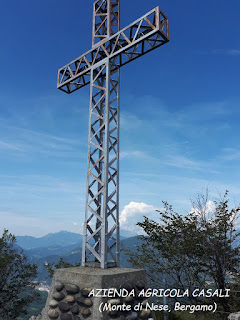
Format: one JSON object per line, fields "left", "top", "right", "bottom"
{"left": 57, "top": 0, "right": 169, "bottom": 268}
{"left": 92, "top": 0, "right": 120, "bottom": 46}
{"left": 82, "top": 60, "right": 120, "bottom": 268}
{"left": 57, "top": 7, "right": 169, "bottom": 94}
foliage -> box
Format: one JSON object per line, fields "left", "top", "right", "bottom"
{"left": 0, "top": 229, "right": 39, "bottom": 320}
{"left": 124, "top": 190, "right": 240, "bottom": 313}
{"left": 16, "top": 290, "right": 48, "bottom": 320}
{"left": 45, "top": 257, "right": 81, "bottom": 279}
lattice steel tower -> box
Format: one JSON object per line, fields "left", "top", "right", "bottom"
{"left": 57, "top": 0, "right": 169, "bottom": 269}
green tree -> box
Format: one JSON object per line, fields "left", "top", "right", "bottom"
{"left": 0, "top": 229, "right": 39, "bottom": 320}
{"left": 125, "top": 191, "right": 240, "bottom": 313}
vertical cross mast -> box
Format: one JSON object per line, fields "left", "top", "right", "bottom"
{"left": 82, "top": 0, "right": 121, "bottom": 269}
{"left": 57, "top": 0, "right": 169, "bottom": 269}
{"left": 92, "top": 0, "right": 120, "bottom": 46}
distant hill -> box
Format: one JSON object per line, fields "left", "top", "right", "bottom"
{"left": 16, "top": 231, "right": 82, "bottom": 250}
{"left": 56, "top": 235, "right": 143, "bottom": 267}
{"left": 15, "top": 230, "right": 142, "bottom": 283}
{"left": 24, "top": 244, "right": 81, "bottom": 262}
{"left": 25, "top": 235, "right": 143, "bottom": 284}
{"left": 31, "top": 237, "right": 142, "bottom": 283}
{"left": 16, "top": 230, "right": 134, "bottom": 250}
{"left": 120, "top": 230, "right": 138, "bottom": 238}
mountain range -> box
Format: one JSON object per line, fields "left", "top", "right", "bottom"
{"left": 16, "top": 230, "right": 137, "bottom": 250}
{"left": 16, "top": 231, "right": 83, "bottom": 250}
{"left": 15, "top": 230, "right": 142, "bottom": 284}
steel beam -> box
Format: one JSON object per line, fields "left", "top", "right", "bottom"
{"left": 57, "top": 7, "right": 169, "bottom": 94}
{"left": 82, "top": 58, "right": 120, "bottom": 268}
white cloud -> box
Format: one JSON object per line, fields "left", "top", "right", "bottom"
{"left": 166, "top": 154, "right": 199, "bottom": 168}
{"left": 228, "top": 49, "right": 240, "bottom": 56}
{"left": 120, "top": 150, "right": 147, "bottom": 159}
{"left": 191, "top": 200, "right": 216, "bottom": 217}
{"left": 0, "top": 124, "right": 82, "bottom": 159}
{"left": 0, "top": 211, "right": 10, "bottom": 215}
{"left": 0, "top": 211, "right": 41, "bottom": 236}
{"left": 221, "top": 148, "right": 240, "bottom": 161}
{"left": 120, "top": 202, "right": 159, "bottom": 235}
{"left": 206, "top": 200, "right": 216, "bottom": 213}
{"left": 120, "top": 112, "right": 143, "bottom": 130}
{"left": 165, "top": 154, "right": 207, "bottom": 171}
{"left": 0, "top": 140, "right": 22, "bottom": 151}
{"left": 212, "top": 49, "right": 240, "bottom": 56}
{"left": 0, "top": 210, "right": 85, "bottom": 237}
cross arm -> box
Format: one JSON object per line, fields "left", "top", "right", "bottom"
{"left": 57, "top": 7, "right": 169, "bottom": 94}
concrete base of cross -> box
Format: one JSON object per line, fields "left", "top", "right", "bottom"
{"left": 41, "top": 267, "right": 156, "bottom": 320}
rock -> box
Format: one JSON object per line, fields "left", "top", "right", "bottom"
{"left": 228, "top": 312, "right": 240, "bottom": 320}
{"left": 123, "top": 295, "right": 134, "bottom": 303}
{"left": 110, "top": 316, "right": 125, "bottom": 320}
{"left": 126, "top": 312, "right": 138, "bottom": 320}
{"left": 53, "top": 291, "right": 65, "bottom": 301}
{"left": 71, "top": 304, "right": 80, "bottom": 314}
{"left": 49, "top": 299, "right": 58, "bottom": 308}
{"left": 83, "top": 298, "right": 93, "bottom": 307}
{"left": 80, "top": 307, "right": 91, "bottom": 316}
{"left": 75, "top": 296, "right": 85, "bottom": 305}
{"left": 48, "top": 309, "right": 59, "bottom": 319}
{"left": 81, "top": 288, "right": 92, "bottom": 297}
{"left": 135, "top": 281, "right": 145, "bottom": 290}
{"left": 120, "top": 284, "right": 133, "bottom": 292}
{"left": 139, "top": 309, "right": 151, "bottom": 318}
{"left": 141, "top": 299, "right": 149, "bottom": 306}
{"left": 107, "top": 309, "right": 118, "bottom": 316}
{"left": 76, "top": 296, "right": 93, "bottom": 306}
{"left": 60, "top": 313, "right": 73, "bottom": 320}
{"left": 55, "top": 282, "right": 64, "bottom": 291}
{"left": 73, "top": 317, "right": 81, "bottom": 320}
{"left": 59, "top": 301, "right": 71, "bottom": 312}
{"left": 108, "top": 299, "right": 121, "bottom": 305}
{"left": 66, "top": 295, "right": 75, "bottom": 303}
{"left": 65, "top": 284, "right": 79, "bottom": 294}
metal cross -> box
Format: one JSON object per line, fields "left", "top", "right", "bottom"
{"left": 57, "top": 0, "right": 169, "bottom": 269}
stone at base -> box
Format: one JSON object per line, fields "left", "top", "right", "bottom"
{"left": 228, "top": 312, "right": 240, "bottom": 320}
{"left": 41, "top": 267, "right": 155, "bottom": 320}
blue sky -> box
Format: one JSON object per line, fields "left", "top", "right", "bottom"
{"left": 0, "top": 0, "right": 240, "bottom": 237}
